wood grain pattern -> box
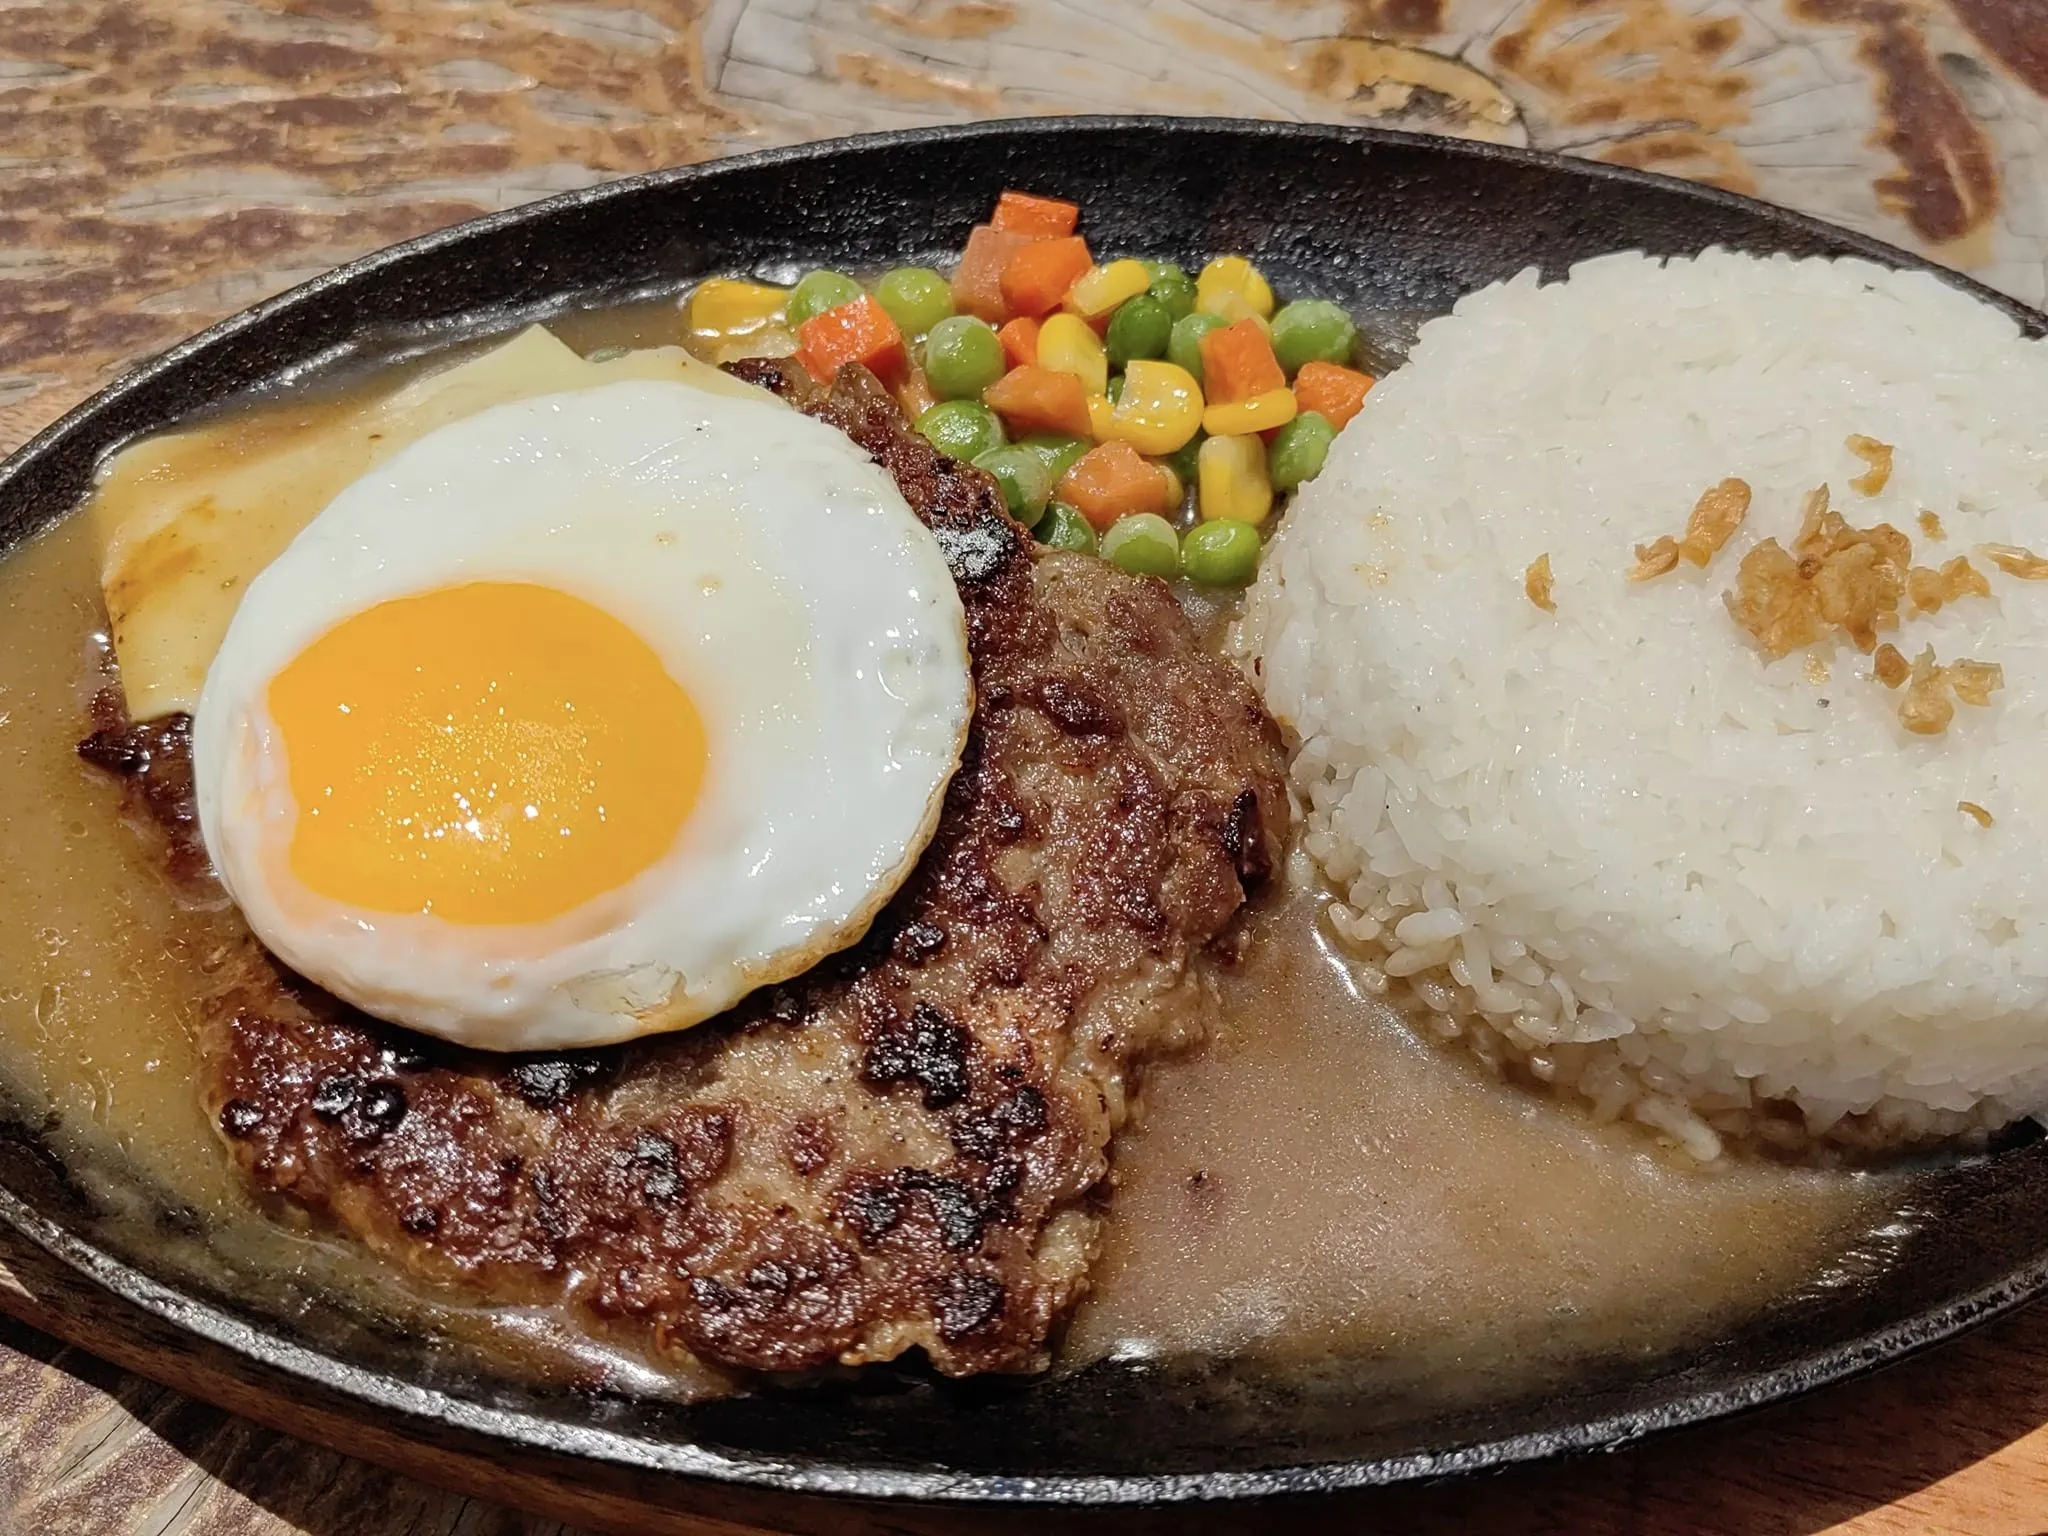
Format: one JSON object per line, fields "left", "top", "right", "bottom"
{"left": 6, "top": 0, "right": 2048, "bottom": 1531}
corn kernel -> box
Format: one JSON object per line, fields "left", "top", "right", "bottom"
{"left": 1037, "top": 312, "right": 1109, "bottom": 395}
{"left": 1065, "top": 258, "right": 1153, "bottom": 321}
{"left": 1106, "top": 359, "right": 1204, "bottom": 455}
{"left": 1086, "top": 391, "right": 1116, "bottom": 439}
{"left": 1195, "top": 256, "right": 1274, "bottom": 321}
{"left": 1203, "top": 293, "right": 1267, "bottom": 327}
{"left": 1202, "top": 386, "right": 1297, "bottom": 438}
{"left": 1155, "top": 461, "right": 1185, "bottom": 506}
{"left": 1198, "top": 433, "right": 1274, "bottom": 525}
{"left": 686, "top": 277, "right": 788, "bottom": 338}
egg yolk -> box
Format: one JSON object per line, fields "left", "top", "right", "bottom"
{"left": 267, "top": 581, "right": 705, "bottom": 925}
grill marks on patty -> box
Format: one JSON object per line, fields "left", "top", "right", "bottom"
{"left": 82, "top": 361, "right": 1289, "bottom": 1380}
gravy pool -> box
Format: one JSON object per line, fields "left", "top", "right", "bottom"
{"left": 1070, "top": 872, "right": 1878, "bottom": 1394}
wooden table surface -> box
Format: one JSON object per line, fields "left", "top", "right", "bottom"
{"left": 5, "top": 1, "right": 2048, "bottom": 1531}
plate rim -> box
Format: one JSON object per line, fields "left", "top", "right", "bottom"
{"left": 4, "top": 113, "right": 2047, "bottom": 1507}
{"left": 6, "top": 1148, "right": 2044, "bottom": 1505}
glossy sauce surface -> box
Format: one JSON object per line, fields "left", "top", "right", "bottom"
{"left": 1069, "top": 869, "right": 1877, "bottom": 1389}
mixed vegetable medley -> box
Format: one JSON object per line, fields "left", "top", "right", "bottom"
{"left": 682, "top": 189, "right": 1378, "bottom": 587}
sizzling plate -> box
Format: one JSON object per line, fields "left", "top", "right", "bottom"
{"left": 1, "top": 117, "right": 2046, "bottom": 1513}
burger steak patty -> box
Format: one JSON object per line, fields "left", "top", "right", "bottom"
{"left": 78, "top": 361, "right": 1288, "bottom": 1379}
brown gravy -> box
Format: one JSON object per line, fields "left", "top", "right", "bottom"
{"left": 0, "top": 313, "right": 1882, "bottom": 1397}
{"left": 1069, "top": 869, "right": 1876, "bottom": 1391}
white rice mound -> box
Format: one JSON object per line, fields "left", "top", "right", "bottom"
{"left": 1240, "top": 248, "right": 2048, "bottom": 1159}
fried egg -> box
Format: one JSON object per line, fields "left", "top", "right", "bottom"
{"left": 192, "top": 379, "right": 972, "bottom": 1051}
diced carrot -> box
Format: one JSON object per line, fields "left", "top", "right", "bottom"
{"left": 1293, "top": 360, "right": 1376, "bottom": 429}
{"left": 991, "top": 189, "right": 1081, "bottom": 238}
{"left": 954, "top": 224, "right": 1040, "bottom": 323}
{"left": 982, "top": 365, "right": 1093, "bottom": 437}
{"left": 795, "top": 293, "right": 906, "bottom": 384}
{"left": 997, "top": 316, "right": 1041, "bottom": 371}
{"left": 1200, "top": 319, "right": 1287, "bottom": 405}
{"left": 1000, "top": 235, "right": 1093, "bottom": 319}
{"left": 1057, "top": 440, "right": 1175, "bottom": 532}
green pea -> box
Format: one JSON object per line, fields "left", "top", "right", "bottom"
{"left": 1038, "top": 501, "right": 1098, "bottom": 554}
{"left": 1106, "top": 372, "right": 1126, "bottom": 406}
{"left": 1139, "top": 258, "right": 1187, "bottom": 286}
{"left": 1019, "top": 432, "right": 1091, "bottom": 485}
{"left": 916, "top": 399, "right": 1005, "bottom": 463}
{"left": 873, "top": 266, "right": 955, "bottom": 337}
{"left": 973, "top": 445, "right": 1054, "bottom": 526}
{"left": 1269, "top": 410, "right": 1337, "bottom": 491}
{"left": 1106, "top": 294, "right": 1172, "bottom": 365}
{"left": 1269, "top": 299, "right": 1359, "bottom": 376}
{"left": 1168, "top": 312, "right": 1226, "bottom": 387}
{"left": 923, "top": 315, "right": 1007, "bottom": 401}
{"left": 1161, "top": 432, "right": 1205, "bottom": 491}
{"left": 1180, "top": 518, "right": 1262, "bottom": 587}
{"left": 1102, "top": 513, "right": 1181, "bottom": 578}
{"left": 1149, "top": 272, "right": 1196, "bottom": 322}
{"left": 787, "top": 269, "right": 863, "bottom": 329}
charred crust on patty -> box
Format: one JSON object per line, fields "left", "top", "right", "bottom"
{"left": 935, "top": 1272, "right": 1007, "bottom": 1341}
{"left": 861, "top": 1001, "right": 972, "bottom": 1110}
{"left": 78, "top": 701, "right": 208, "bottom": 882}
{"left": 218, "top": 1099, "right": 263, "bottom": 1139}
{"left": 505, "top": 1054, "right": 613, "bottom": 1109}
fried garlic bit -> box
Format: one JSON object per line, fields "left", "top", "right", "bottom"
{"left": 1680, "top": 477, "right": 1751, "bottom": 567}
{"left": 1959, "top": 801, "right": 1994, "bottom": 828}
{"left": 1796, "top": 486, "right": 1914, "bottom": 651}
{"left": 1897, "top": 646, "right": 2004, "bottom": 736}
{"left": 1873, "top": 642, "right": 1909, "bottom": 688}
{"left": 1725, "top": 538, "right": 1828, "bottom": 658}
{"left": 1949, "top": 657, "right": 2004, "bottom": 707}
{"left": 1946, "top": 555, "right": 1991, "bottom": 600}
{"left": 1629, "top": 536, "right": 1680, "bottom": 582}
{"left": 1899, "top": 647, "right": 1954, "bottom": 735}
{"left": 1725, "top": 484, "right": 1912, "bottom": 658}
{"left": 1524, "top": 553, "right": 1556, "bottom": 613}
{"left": 1919, "top": 510, "right": 1946, "bottom": 541}
{"left": 1631, "top": 479, "right": 1751, "bottom": 582}
{"left": 1906, "top": 555, "right": 1991, "bottom": 615}
{"left": 1983, "top": 543, "right": 2048, "bottom": 580}
{"left": 1846, "top": 434, "right": 1894, "bottom": 496}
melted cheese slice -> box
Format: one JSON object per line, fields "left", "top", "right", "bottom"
{"left": 92, "top": 326, "right": 768, "bottom": 720}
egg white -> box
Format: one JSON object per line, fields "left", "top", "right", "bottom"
{"left": 193, "top": 379, "right": 972, "bottom": 1051}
